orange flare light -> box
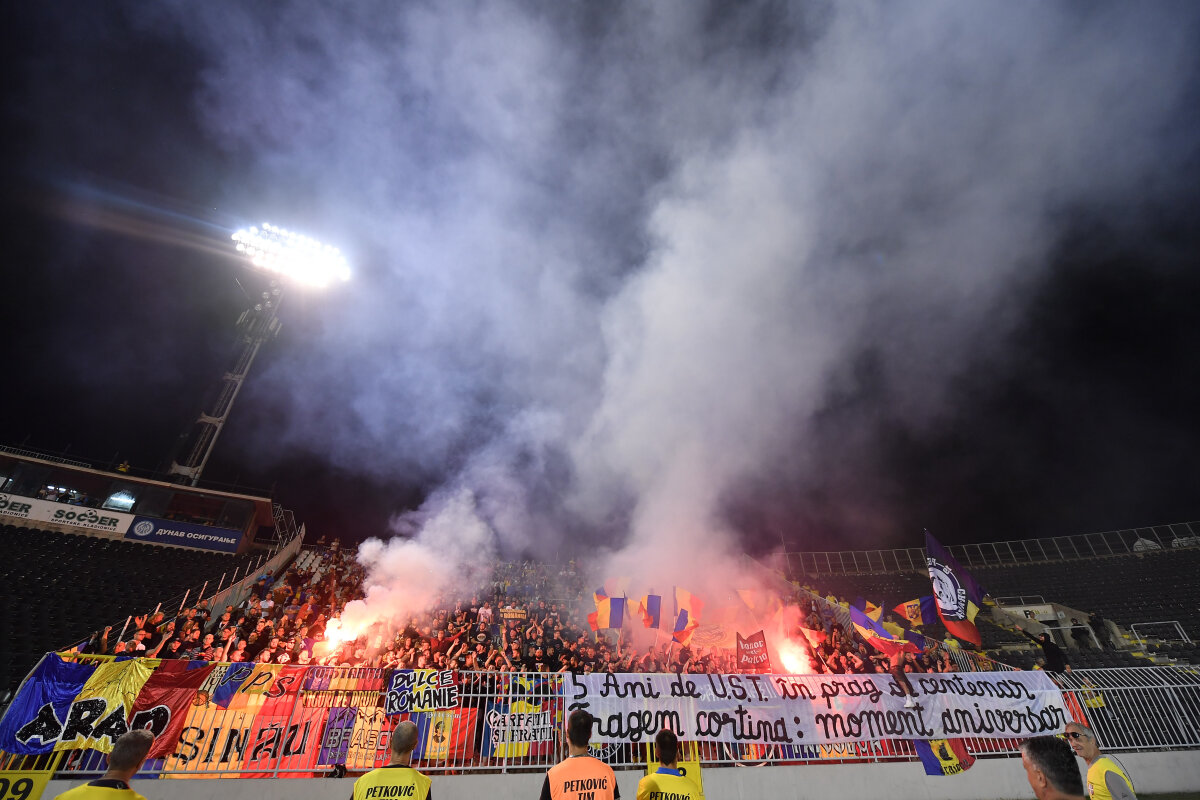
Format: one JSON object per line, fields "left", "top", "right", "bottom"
{"left": 776, "top": 637, "right": 814, "bottom": 675}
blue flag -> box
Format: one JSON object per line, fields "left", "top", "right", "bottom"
{"left": 0, "top": 655, "right": 96, "bottom": 754}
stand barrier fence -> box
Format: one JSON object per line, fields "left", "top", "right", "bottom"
{"left": 1, "top": 657, "right": 1197, "bottom": 782}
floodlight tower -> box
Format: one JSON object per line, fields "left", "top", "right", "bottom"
{"left": 166, "top": 223, "right": 350, "bottom": 486}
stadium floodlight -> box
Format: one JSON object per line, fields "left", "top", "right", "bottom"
{"left": 167, "top": 222, "right": 351, "bottom": 487}
{"left": 232, "top": 222, "right": 350, "bottom": 287}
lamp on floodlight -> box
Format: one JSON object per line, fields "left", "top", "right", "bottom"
{"left": 165, "top": 223, "right": 350, "bottom": 487}
{"left": 231, "top": 223, "right": 351, "bottom": 288}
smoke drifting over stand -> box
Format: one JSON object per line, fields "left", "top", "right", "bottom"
{"left": 8, "top": 2, "right": 1197, "bottom": 625}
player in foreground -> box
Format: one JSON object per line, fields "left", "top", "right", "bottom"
{"left": 55, "top": 729, "right": 154, "bottom": 799}
{"left": 637, "top": 728, "right": 703, "bottom": 800}
{"left": 540, "top": 709, "right": 620, "bottom": 800}
{"left": 350, "top": 720, "right": 432, "bottom": 800}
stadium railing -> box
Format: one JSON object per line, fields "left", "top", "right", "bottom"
{"left": 786, "top": 520, "right": 1200, "bottom": 576}
{"left": 1130, "top": 621, "right": 1193, "bottom": 646}
{"left": 2, "top": 659, "right": 1196, "bottom": 780}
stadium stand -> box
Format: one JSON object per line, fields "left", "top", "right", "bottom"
{"left": 4, "top": 515, "right": 1198, "bottom": 716}
{"left": 972, "top": 549, "right": 1200, "bottom": 641}
{"left": 786, "top": 544, "right": 1200, "bottom": 672}
{"left": 0, "top": 523, "right": 264, "bottom": 698}
{"left": 1, "top": 522, "right": 1199, "bottom": 795}
{"left": 5, "top": 524, "right": 1198, "bottom": 706}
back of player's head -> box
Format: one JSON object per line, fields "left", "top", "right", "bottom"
{"left": 109, "top": 729, "right": 155, "bottom": 772}
{"left": 567, "top": 709, "right": 593, "bottom": 748}
{"left": 655, "top": 728, "right": 679, "bottom": 766}
{"left": 1021, "top": 736, "right": 1083, "bottom": 795}
{"left": 391, "top": 720, "right": 419, "bottom": 756}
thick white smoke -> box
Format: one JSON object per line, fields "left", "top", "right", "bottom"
{"left": 153, "top": 1, "right": 1197, "bottom": 625}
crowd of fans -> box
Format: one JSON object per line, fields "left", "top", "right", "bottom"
{"left": 74, "top": 545, "right": 974, "bottom": 683}
{"left": 80, "top": 545, "right": 356, "bottom": 665}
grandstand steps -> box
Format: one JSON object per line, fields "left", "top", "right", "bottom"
{"left": 0, "top": 522, "right": 268, "bottom": 695}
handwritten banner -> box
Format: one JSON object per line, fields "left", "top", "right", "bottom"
{"left": 565, "top": 671, "right": 1068, "bottom": 746}
{"left": 384, "top": 670, "right": 459, "bottom": 715}
{"left": 736, "top": 631, "right": 771, "bottom": 674}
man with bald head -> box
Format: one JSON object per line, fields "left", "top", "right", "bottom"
{"left": 350, "top": 720, "right": 432, "bottom": 800}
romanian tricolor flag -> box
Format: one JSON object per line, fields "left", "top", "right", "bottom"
{"left": 894, "top": 597, "right": 939, "bottom": 627}
{"left": 415, "top": 707, "right": 477, "bottom": 761}
{"left": 904, "top": 629, "right": 928, "bottom": 651}
{"left": 914, "top": 738, "right": 976, "bottom": 776}
{"left": 592, "top": 593, "right": 625, "bottom": 629}
{"left": 56, "top": 658, "right": 155, "bottom": 753}
{"left": 673, "top": 588, "right": 703, "bottom": 644}
{"left": 737, "top": 589, "right": 783, "bottom": 619}
{"left": 637, "top": 594, "right": 662, "bottom": 629}
{"left": 924, "top": 531, "right": 987, "bottom": 647}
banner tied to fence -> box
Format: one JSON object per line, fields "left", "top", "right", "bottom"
{"left": 566, "top": 671, "right": 1069, "bottom": 746}
{"left": 0, "top": 656, "right": 1071, "bottom": 770}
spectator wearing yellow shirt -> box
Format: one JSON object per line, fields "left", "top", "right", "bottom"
{"left": 1064, "top": 722, "right": 1136, "bottom": 800}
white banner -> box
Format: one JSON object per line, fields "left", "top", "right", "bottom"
{"left": 565, "top": 671, "right": 1068, "bottom": 746}
{"left": 0, "top": 494, "right": 134, "bottom": 533}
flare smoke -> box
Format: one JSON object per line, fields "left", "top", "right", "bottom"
{"left": 145, "top": 2, "right": 1199, "bottom": 622}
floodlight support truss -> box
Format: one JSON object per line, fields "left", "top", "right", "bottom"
{"left": 166, "top": 291, "right": 282, "bottom": 486}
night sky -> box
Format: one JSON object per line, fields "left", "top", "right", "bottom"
{"left": 2, "top": 2, "right": 1198, "bottom": 566}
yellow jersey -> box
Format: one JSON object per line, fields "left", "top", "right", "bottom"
{"left": 1086, "top": 756, "right": 1135, "bottom": 800}
{"left": 352, "top": 764, "right": 432, "bottom": 800}
{"left": 55, "top": 781, "right": 147, "bottom": 800}
{"left": 637, "top": 767, "right": 704, "bottom": 800}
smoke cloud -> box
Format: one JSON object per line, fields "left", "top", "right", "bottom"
{"left": 137, "top": 2, "right": 1198, "bottom": 620}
